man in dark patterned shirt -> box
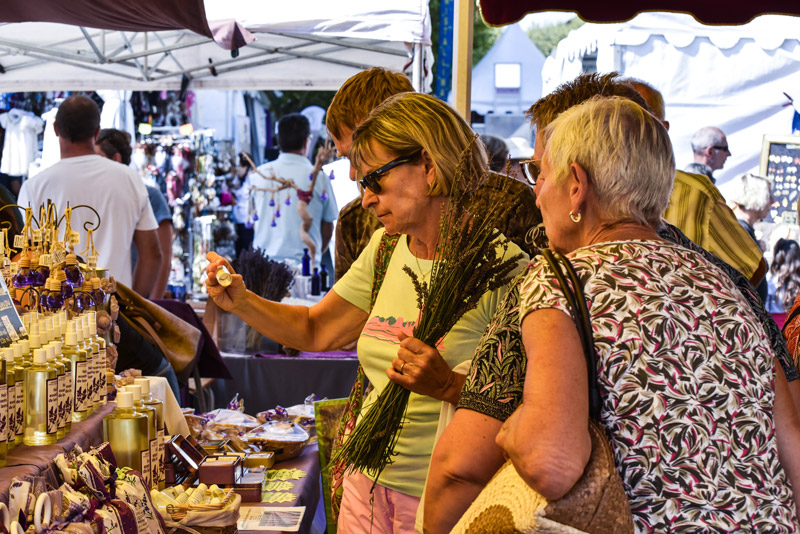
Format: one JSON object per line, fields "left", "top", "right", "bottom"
{"left": 326, "top": 68, "right": 541, "bottom": 281}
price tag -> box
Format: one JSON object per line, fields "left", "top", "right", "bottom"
{"left": 69, "top": 231, "right": 81, "bottom": 245}
{"left": 13, "top": 235, "right": 25, "bottom": 248}
{"left": 39, "top": 254, "right": 52, "bottom": 267}
{"left": 53, "top": 249, "right": 66, "bottom": 264}
{"left": 31, "top": 228, "right": 42, "bottom": 245}
{"left": 0, "top": 238, "right": 4, "bottom": 256}
{"left": 87, "top": 256, "right": 97, "bottom": 269}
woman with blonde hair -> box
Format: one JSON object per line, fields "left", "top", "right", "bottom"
{"left": 206, "top": 92, "right": 526, "bottom": 532}
{"left": 497, "top": 96, "right": 800, "bottom": 531}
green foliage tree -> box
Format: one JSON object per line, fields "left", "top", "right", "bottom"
{"left": 527, "top": 17, "right": 584, "bottom": 57}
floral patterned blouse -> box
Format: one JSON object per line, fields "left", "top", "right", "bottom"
{"left": 518, "top": 240, "right": 796, "bottom": 533}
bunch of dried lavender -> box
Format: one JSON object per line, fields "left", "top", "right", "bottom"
{"left": 232, "top": 247, "right": 294, "bottom": 302}
{"left": 232, "top": 248, "right": 296, "bottom": 352}
{"left": 333, "top": 136, "right": 524, "bottom": 479}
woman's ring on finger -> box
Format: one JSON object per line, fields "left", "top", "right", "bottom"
{"left": 399, "top": 361, "right": 407, "bottom": 374}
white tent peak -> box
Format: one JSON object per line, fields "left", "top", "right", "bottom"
{"left": 459, "top": 23, "right": 545, "bottom": 115}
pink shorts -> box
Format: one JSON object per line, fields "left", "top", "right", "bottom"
{"left": 337, "top": 469, "right": 421, "bottom": 534}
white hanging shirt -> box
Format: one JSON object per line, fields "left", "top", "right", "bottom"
{"left": 0, "top": 109, "right": 44, "bottom": 176}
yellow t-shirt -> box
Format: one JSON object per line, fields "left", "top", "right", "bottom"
{"left": 332, "top": 228, "right": 527, "bottom": 497}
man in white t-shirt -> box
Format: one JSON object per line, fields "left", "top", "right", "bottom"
{"left": 18, "top": 95, "right": 161, "bottom": 295}
{"left": 251, "top": 113, "right": 338, "bottom": 267}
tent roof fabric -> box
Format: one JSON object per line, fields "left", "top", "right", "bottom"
{"left": 1, "top": 0, "right": 213, "bottom": 37}
{"left": 478, "top": 1, "right": 800, "bottom": 26}
{"left": 0, "top": 0, "right": 430, "bottom": 91}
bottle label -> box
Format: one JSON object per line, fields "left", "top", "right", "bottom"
{"left": 92, "top": 350, "right": 100, "bottom": 403}
{"left": 158, "top": 428, "right": 165, "bottom": 483}
{"left": 98, "top": 348, "right": 106, "bottom": 400}
{"left": 15, "top": 382, "right": 22, "bottom": 437}
{"left": 0, "top": 384, "right": 7, "bottom": 442}
{"left": 64, "top": 370, "right": 73, "bottom": 415}
{"left": 87, "top": 354, "right": 95, "bottom": 404}
{"left": 141, "top": 449, "right": 151, "bottom": 489}
{"left": 74, "top": 361, "right": 88, "bottom": 413}
{"left": 57, "top": 372, "right": 66, "bottom": 429}
{"left": 46, "top": 377, "right": 58, "bottom": 435}
{"left": 7, "top": 382, "right": 16, "bottom": 442}
{"left": 149, "top": 438, "right": 158, "bottom": 489}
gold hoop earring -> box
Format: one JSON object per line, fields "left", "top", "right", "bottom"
{"left": 569, "top": 211, "right": 582, "bottom": 223}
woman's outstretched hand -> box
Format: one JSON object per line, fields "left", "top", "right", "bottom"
{"left": 205, "top": 251, "right": 247, "bottom": 311}
{"left": 388, "top": 332, "right": 464, "bottom": 404}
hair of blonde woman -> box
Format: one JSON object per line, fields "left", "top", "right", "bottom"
{"left": 326, "top": 67, "right": 414, "bottom": 141}
{"left": 726, "top": 172, "right": 773, "bottom": 212}
{"left": 541, "top": 96, "right": 675, "bottom": 226}
{"left": 350, "top": 92, "right": 487, "bottom": 197}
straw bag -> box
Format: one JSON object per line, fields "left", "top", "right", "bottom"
{"left": 452, "top": 250, "right": 633, "bottom": 534}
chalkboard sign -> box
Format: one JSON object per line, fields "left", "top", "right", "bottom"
{"left": 760, "top": 134, "right": 800, "bottom": 225}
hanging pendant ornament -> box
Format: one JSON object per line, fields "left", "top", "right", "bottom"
{"left": 320, "top": 189, "right": 328, "bottom": 202}
{"left": 308, "top": 172, "right": 314, "bottom": 182}
{"left": 275, "top": 207, "right": 281, "bottom": 218}
{"left": 270, "top": 216, "right": 277, "bottom": 228}
{"left": 269, "top": 193, "right": 276, "bottom": 208}
{"left": 284, "top": 195, "right": 291, "bottom": 206}
{"left": 329, "top": 170, "right": 335, "bottom": 180}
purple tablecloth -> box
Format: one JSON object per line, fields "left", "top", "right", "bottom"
{"left": 211, "top": 352, "right": 359, "bottom": 414}
{"left": 239, "top": 443, "right": 324, "bottom": 534}
{"left": 0, "top": 402, "right": 115, "bottom": 504}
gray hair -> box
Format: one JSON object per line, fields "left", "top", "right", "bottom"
{"left": 691, "top": 126, "right": 725, "bottom": 155}
{"left": 727, "top": 173, "right": 772, "bottom": 211}
{"left": 542, "top": 96, "right": 675, "bottom": 227}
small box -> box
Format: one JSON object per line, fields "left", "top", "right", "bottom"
{"left": 243, "top": 452, "right": 275, "bottom": 469}
{"left": 198, "top": 454, "right": 243, "bottom": 486}
{"left": 234, "top": 470, "right": 266, "bottom": 502}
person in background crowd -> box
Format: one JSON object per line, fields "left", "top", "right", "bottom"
{"left": 18, "top": 95, "right": 161, "bottom": 295}
{"left": 95, "top": 128, "right": 173, "bottom": 300}
{"left": 327, "top": 68, "right": 540, "bottom": 281}
{"left": 685, "top": 126, "right": 731, "bottom": 181}
{"left": 479, "top": 134, "right": 509, "bottom": 173}
{"left": 626, "top": 79, "right": 767, "bottom": 287}
{"left": 251, "top": 113, "right": 338, "bottom": 268}
{"left": 726, "top": 172, "right": 773, "bottom": 302}
{"left": 769, "top": 238, "right": 800, "bottom": 313}
{"left": 506, "top": 96, "right": 799, "bottom": 531}
{"left": 424, "top": 72, "right": 800, "bottom": 533}
{"left": 231, "top": 152, "right": 254, "bottom": 258}
{"left": 207, "top": 92, "right": 527, "bottom": 533}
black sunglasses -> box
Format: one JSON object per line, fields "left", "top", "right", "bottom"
{"left": 519, "top": 159, "right": 540, "bottom": 187}
{"left": 359, "top": 152, "right": 420, "bottom": 193}
{"left": 712, "top": 145, "right": 730, "bottom": 154}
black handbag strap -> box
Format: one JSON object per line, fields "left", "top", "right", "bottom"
{"left": 541, "top": 249, "right": 602, "bottom": 421}
{"left": 782, "top": 303, "right": 800, "bottom": 335}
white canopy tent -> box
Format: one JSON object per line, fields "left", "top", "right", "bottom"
{"left": 0, "top": 0, "right": 432, "bottom": 92}
{"left": 540, "top": 12, "right": 800, "bottom": 184}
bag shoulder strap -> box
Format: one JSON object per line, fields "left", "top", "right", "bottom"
{"left": 369, "top": 232, "right": 401, "bottom": 311}
{"left": 541, "top": 249, "right": 601, "bottom": 421}
{"left": 782, "top": 302, "right": 800, "bottom": 335}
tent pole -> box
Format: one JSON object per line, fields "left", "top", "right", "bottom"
{"left": 452, "top": 0, "right": 474, "bottom": 120}
{"left": 412, "top": 43, "right": 423, "bottom": 92}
